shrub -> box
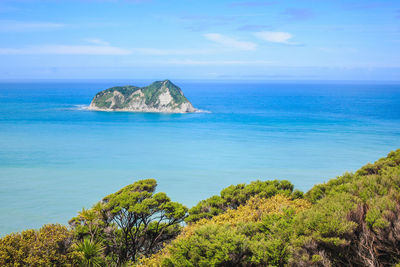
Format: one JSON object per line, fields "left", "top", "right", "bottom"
{"left": 0, "top": 224, "right": 77, "bottom": 266}
{"left": 186, "top": 180, "right": 303, "bottom": 223}
{"left": 140, "top": 195, "right": 310, "bottom": 266}
{"left": 292, "top": 149, "right": 400, "bottom": 266}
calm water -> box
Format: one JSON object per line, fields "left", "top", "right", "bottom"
{"left": 0, "top": 81, "right": 399, "bottom": 235}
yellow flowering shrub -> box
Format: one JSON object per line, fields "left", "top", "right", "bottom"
{"left": 138, "top": 195, "right": 310, "bottom": 266}
{"left": 0, "top": 224, "right": 78, "bottom": 266}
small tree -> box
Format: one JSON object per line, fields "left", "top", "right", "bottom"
{"left": 71, "top": 179, "right": 187, "bottom": 265}
{"left": 74, "top": 238, "right": 105, "bottom": 267}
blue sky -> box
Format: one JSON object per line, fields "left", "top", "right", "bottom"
{"left": 0, "top": 0, "right": 399, "bottom": 80}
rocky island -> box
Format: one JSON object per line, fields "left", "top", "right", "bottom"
{"left": 89, "top": 80, "right": 197, "bottom": 113}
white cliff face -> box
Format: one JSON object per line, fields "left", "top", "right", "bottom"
{"left": 178, "top": 102, "right": 196, "bottom": 113}
{"left": 158, "top": 89, "right": 173, "bottom": 106}
{"left": 88, "top": 81, "right": 197, "bottom": 113}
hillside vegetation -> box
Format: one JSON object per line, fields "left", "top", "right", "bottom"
{"left": 1, "top": 149, "right": 399, "bottom": 266}
{"left": 89, "top": 80, "right": 195, "bottom": 112}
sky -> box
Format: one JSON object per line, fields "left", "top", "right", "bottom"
{"left": 0, "top": 0, "right": 399, "bottom": 81}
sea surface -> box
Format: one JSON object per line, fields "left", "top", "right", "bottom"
{"left": 0, "top": 81, "right": 399, "bottom": 235}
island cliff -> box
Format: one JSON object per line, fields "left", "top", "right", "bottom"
{"left": 89, "top": 80, "right": 197, "bottom": 113}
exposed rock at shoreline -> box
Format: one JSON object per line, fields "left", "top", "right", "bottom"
{"left": 89, "top": 80, "right": 197, "bottom": 113}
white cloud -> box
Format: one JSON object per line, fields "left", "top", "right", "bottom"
{"left": 164, "top": 59, "right": 273, "bottom": 65}
{"left": 132, "top": 48, "right": 197, "bottom": 55}
{"left": 0, "top": 45, "right": 131, "bottom": 55}
{"left": 254, "top": 31, "right": 294, "bottom": 44}
{"left": 204, "top": 33, "right": 257, "bottom": 50}
{"left": 0, "top": 44, "right": 215, "bottom": 56}
{"left": 0, "top": 20, "right": 65, "bottom": 31}
{"left": 130, "top": 48, "right": 216, "bottom": 56}
{"left": 84, "top": 39, "right": 110, "bottom": 46}
{"left": 0, "top": 45, "right": 221, "bottom": 56}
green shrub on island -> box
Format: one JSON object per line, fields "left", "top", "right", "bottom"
{"left": 89, "top": 80, "right": 196, "bottom": 113}
{"left": 1, "top": 149, "right": 400, "bottom": 266}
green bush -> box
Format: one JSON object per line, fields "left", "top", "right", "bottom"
{"left": 186, "top": 179, "right": 303, "bottom": 223}
{"left": 0, "top": 224, "right": 77, "bottom": 266}
{"left": 292, "top": 149, "right": 400, "bottom": 266}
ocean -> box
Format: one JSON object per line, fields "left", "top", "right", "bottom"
{"left": 0, "top": 81, "right": 399, "bottom": 235}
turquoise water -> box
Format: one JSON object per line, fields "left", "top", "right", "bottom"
{"left": 0, "top": 81, "right": 399, "bottom": 235}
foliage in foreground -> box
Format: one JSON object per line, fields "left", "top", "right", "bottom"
{"left": 1, "top": 149, "right": 400, "bottom": 267}
{"left": 186, "top": 179, "right": 303, "bottom": 223}
{"left": 0, "top": 224, "right": 77, "bottom": 266}
{"left": 292, "top": 149, "right": 400, "bottom": 266}
{"left": 73, "top": 238, "right": 105, "bottom": 267}
{"left": 140, "top": 195, "right": 310, "bottom": 266}
{"left": 69, "top": 179, "right": 188, "bottom": 266}
{"left": 140, "top": 149, "right": 400, "bottom": 266}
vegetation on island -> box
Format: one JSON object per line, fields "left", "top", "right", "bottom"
{"left": 142, "top": 80, "right": 188, "bottom": 106}
{"left": 92, "top": 85, "right": 141, "bottom": 109}
{"left": 91, "top": 80, "right": 190, "bottom": 110}
{"left": 1, "top": 149, "right": 400, "bottom": 266}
